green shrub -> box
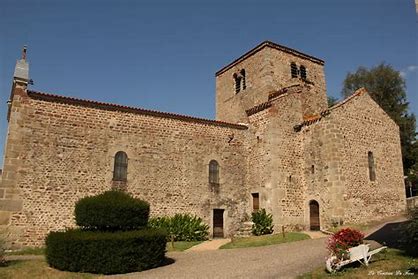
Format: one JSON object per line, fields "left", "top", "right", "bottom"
{"left": 46, "top": 229, "right": 167, "bottom": 274}
{"left": 0, "top": 233, "right": 6, "bottom": 266}
{"left": 75, "top": 190, "right": 150, "bottom": 231}
{"left": 251, "top": 209, "right": 274, "bottom": 236}
{"left": 402, "top": 208, "right": 418, "bottom": 257}
{"left": 149, "top": 213, "right": 209, "bottom": 241}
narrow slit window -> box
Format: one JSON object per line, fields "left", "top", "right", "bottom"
{"left": 209, "top": 160, "right": 219, "bottom": 184}
{"left": 300, "top": 65, "right": 307, "bottom": 80}
{"left": 291, "top": 62, "right": 298, "bottom": 78}
{"left": 368, "top": 151, "right": 376, "bottom": 181}
{"left": 113, "top": 151, "right": 128, "bottom": 181}
{"left": 311, "top": 165, "right": 315, "bottom": 174}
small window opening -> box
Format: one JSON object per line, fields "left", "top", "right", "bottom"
{"left": 291, "top": 62, "right": 298, "bottom": 78}
{"left": 311, "top": 165, "right": 315, "bottom": 174}
{"left": 252, "top": 193, "right": 260, "bottom": 212}
{"left": 113, "top": 151, "right": 128, "bottom": 181}
{"left": 300, "top": 65, "right": 307, "bottom": 80}
{"left": 240, "top": 69, "right": 246, "bottom": 90}
{"left": 288, "top": 175, "right": 292, "bottom": 182}
{"left": 209, "top": 160, "right": 220, "bottom": 184}
{"left": 368, "top": 151, "right": 376, "bottom": 181}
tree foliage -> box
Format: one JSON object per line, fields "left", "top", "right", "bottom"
{"left": 342, "top": 63, "right": 417, "bottom": 177}
{"left": 327, "top": 96, "right": 339, "bottom": 107}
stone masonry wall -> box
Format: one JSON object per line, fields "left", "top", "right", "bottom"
{"left": 3, "top": 90, "right": 249, "bottom": 247}
{"left": 300, "top": 91, "right": 406, "bottom": 228}
{"left": 246, "top": 86, "right": 306, "bottom": 231}
{"left": 331, "top": 92, "right": 406, "bottom": 223}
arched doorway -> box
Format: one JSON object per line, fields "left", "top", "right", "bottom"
{"left": 309, "top": 200, "right": 320, "bottom": 230}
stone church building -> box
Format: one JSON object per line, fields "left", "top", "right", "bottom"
{"left": 0, "top": 41, "right": 406, "bottom": 247}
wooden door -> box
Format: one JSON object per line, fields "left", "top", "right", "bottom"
{"left": 213, "top": 209, "right": 224, "bottom": 238}
{"left": 252, "top": 193, "right": 259, "bottom": 212}
{"left": 309, "top": 200, "right": 320, "bottom": 230}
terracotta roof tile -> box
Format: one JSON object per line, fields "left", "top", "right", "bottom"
{"left": 27, "top": 90, "right": 248, "bottom": 130}
{"left": 294, "top": 88, "right": 368, "bottom": 132}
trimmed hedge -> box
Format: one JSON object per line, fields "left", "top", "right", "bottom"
{"left": 75, "top": 190, "right": 150, "bottom": 231}
{"left": 148, "top": 213, "right": 209, "bottom": 241}
{"left": 46, "top": 229, "right": 167, "bottom": 274}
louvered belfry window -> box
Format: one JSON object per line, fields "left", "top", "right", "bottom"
{"left": 300, "top": 65, "right": 307, "bottom": 80}
{"left": 233, "top": 73, "right": 241, "bottom": 94}
{"left": 209, "top": 160, "right": 219, "bottom": 184}
{"left": 291, "top": 62, "right": 298, "bottom": 78}
{"left": 240, "top": 69, "right": 246, "bottom": 90}
{"left": 113, "top": 151, "right": 128, "bottom": 181}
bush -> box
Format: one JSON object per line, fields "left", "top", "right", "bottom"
{"left": 251, "top": 209, "right": 274, "bottom": 236}
{"left": 75, "top": 190, "right": 150, "bottom": 231}
{"left": 0, "top": 235, "right": 6, "bottom": 266}
{"left": 401, "top": 208, "right": 418, "bottom": 257}
{"left": 46, "top": 229, "right": 167, "bottom": 274}
{"left": 148, "top": 213, "right": 209, "bottom": 241}
{"left": 327, "top": 228, "right": 364, "bottom": 259}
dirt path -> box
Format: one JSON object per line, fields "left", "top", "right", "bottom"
{"left": 108, "top": 216, "right": 409, "bottom": 279}
{"left": 108, "top": 237, "right": 327, "bottom": 279}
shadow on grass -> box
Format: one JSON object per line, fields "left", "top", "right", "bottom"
{"left": 365, "top": 220, "right": 409, "bottom": 249}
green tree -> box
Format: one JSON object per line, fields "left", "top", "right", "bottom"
{"left": 342, "top": 63, "right": 417, "bottom": 177}
{"left": 327, "top": 96, "right": 339, "bottom": 107}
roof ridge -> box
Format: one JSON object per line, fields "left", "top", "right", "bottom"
{"left": 26, "top": 90, "right": 248, "bottom": 130}
{"left": 294, "top": 88, "right": 368, "bottom": 131}
{"left": 216, "top": 41, "right": 324, "bottom": 76}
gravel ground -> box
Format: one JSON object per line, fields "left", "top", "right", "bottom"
{"left": 108, "top": 237, "right": 328, "bottom": 279}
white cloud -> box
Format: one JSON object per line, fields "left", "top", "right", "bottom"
{"left": 400, "top": 65, "right": 418, "bottom": 77}
{"left": 407, "top": 65, "right": 418, "bottom": 72}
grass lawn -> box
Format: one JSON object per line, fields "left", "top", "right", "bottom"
{"left": 6, "top": 247, "right": 45, "bottom": 255}
{"left": 0, "top": 259, "right": 96, "bottom": 279}
{"left": 220, "top": 232, "right": 310, "bottom": 249}
{"left": 298, "top": 249, "right": 417, "bottom": 279}
{"left": 166, "top": 241, "right": 203, "bottom": 252}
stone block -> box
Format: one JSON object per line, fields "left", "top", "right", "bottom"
{"left": 0, "top": 199, "right": 23, "bottom": 211}
{"left": 0, "top": 211, "right": 10, "bottom": 225}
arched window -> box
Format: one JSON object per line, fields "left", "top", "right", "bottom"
{"left": 290, "top": 62, "right": 298, "bottom": 78}
{"left": 368, "top": 151, "right": 376, "bottom": 181}
{"left": 209, "top": 160, "right": 219, "bottom": 184}
{"left": 113, "top": 151, "right": 128, "bottom": 181}
{"left": 233, "top": 73, "right": 241, "bottom": 94}
{"left": 300, "top": 65, "right": 307, "bottom": 80}
{"left": 240, "top": 69, "right": 246, "bottom": 90}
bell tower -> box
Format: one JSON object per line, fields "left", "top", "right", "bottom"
{"left": 215, "top": 41, "right": 328, "bottom": 123}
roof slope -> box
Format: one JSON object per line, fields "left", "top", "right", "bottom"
{"left": 27, "top": 90, "right": 248, "bottom": 130}
{"left": 216, "top": 41, "right": 325, "bottom": 76}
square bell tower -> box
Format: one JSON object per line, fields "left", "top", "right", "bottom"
{"left": 215, "top": 41, "right": 328, "bottom": 123}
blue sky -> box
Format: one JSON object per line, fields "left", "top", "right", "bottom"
{"left": 0, "top": 0, "right": 417, "bottom": 163}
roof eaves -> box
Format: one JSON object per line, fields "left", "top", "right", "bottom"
{"left": 215, "top": 41, "right": 325, "bottom": 77}
{"left": 26, "top": 90, "right": 248, "bottom": 130}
